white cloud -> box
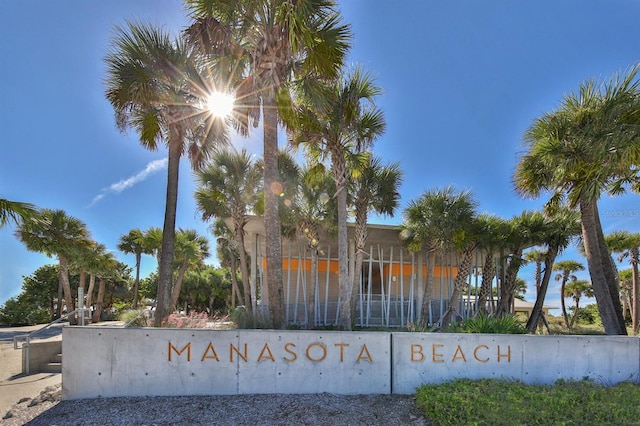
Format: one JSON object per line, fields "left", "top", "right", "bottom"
{"left": 89, "top": 158, "right": 167, "bottom": 207}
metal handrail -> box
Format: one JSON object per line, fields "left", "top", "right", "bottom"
{"left": 123, "top": 308, "right": 154, "bottom": 327}
{"left": 13, "top": 307, "right": 88, "bottom": 375}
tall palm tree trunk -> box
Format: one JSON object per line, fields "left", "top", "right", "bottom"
{"left": 155, "top": 137, "right": 181, "bottom": 326}
{"left": 560, "top": 275, "right": 571, "bottom": 328}
{"left": 441, "top": 247, "right": 474, "bottom": 327}
{"left": 580, "top": 200, "right": 626, "bottom": 335}
{"left": 333, "top": 153, "right": 351, "bottom": 330}
{"left": 307, "top": 249, "right": 319, "bottom": 330}
{"left": 170, "top": 260, "right": 189, "bottom": 310}
{"left": 526, "top": 249, "right": 557, "bottom": 333}
{"left": 350, "top": 211, "right": 367, "bottom": 323}
{"left": 133, "top": 253, "right": 141, "bottom": 308}
{"left": 477, "top": 251, "right": 496, "bottom": 314}
{"left": 93, "top": 278, "right": 106, "bottom": 323}
{"left": 229, "top": 255, "right": 242, "bottom": 307}
{"left": 631, "top": 248, "right": 639, "bottom": 334}
{"left": 497, "top": 253, "right": 522, "bottom": 317}
{"left": 235, "top": 221, "right": 252, "bottom": 315}
{"left": 419, "top": 249, "right": 436, "bottom": 325}
{"left": 263, "top": 94, "right": 285, "bottom": 329}
{"left": 59, "top": 256, "right": 75, "bottom": 323}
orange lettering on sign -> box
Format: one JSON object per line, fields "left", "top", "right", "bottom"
{"left": 473, "top": 345, "right": 489, "bottom": 363}
{"left": 356, "top": 344, "right": 373, "bottom": 363}
{"left": 230, "top": 343, "right": 248, "bottom": 362}
{"left": 452, "top": 345, "right": 467, "bottom": 362}
{"left": 283, "top": 343, "right": 297, "bottom": 362}
{"left": 497, "top": 345, "right": 511, "bottom": 362}
{"left": 335, "top": 343, "right": 349, "bottom": 362}
{"left": 168, "top": 342, "right": 191, "bottom": 362}
{"left": 201, "top": 342, "right": 219, "bottom": 362}
{"left": 432, "top": 344, "right": 444, "bottom": 363}
{"left": 411, "top": 344, "right": 424, "bottom": 362}
{"left": 257, "top": 343, "right": 276, "bottom": 362}
{"left": 306, "top": 342, "right": 327, "bottom": 362}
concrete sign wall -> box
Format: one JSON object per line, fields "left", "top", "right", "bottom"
{"left": 392, "top": 333, "right": 640, "bottom": 394}
{"left": 63, "top": 328, "right": 639, "bottom": 399}
{"left": 62, "top": 328, "right": 390, "bottom": 400}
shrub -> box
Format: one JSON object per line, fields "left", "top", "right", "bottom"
{"left": 119, "top": 309, "right": 152, "bottom": 327}
{"left": 230, "top": 306, "right": 264, "bottom": 329}
{"left": 406, "top": 321, "right": 436, "bottom": 332}
{"left": 448, "top": 312, "right": 526, "bottom": 334}
{"left": 162, "top": 311, "right": 209, "bottom": 328}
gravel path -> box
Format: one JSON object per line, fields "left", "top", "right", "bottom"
{"left": 2, "top": 385, "right": 430, "bottom": 425}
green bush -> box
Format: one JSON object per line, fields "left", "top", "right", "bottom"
{"left": 119, "top": 309, "right": 152, "bottom": 327}
{"left": 415, "top": 378, "right": 640, "bottom": 426}
{"left": 0, "top": 297, "right": 51, "bottom": 325}
{"left": 230, "top": 306, "right": 264, "bottom": 329}
{"left": 448, "top": 312, "right": 526, "bottom": 334}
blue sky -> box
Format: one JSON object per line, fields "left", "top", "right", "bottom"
{"left": 2, "top": 1, "right": 640, "bottom": 315}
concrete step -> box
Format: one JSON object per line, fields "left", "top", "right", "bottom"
{"left": 40, "top": 353, "right": 62, "bottom": 373}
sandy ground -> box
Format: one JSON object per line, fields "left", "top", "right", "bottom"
{"left": 0, "top": 324, "right": 62, "bottom": 416}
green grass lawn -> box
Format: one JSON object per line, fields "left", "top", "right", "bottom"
{"left": 415, "top": 378, "right": 640, "bottom": 426}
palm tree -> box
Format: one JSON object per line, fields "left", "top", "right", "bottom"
{"left": 105, "top": 22, "right": 227, "bottom": 326}
{"left": 195, "top": 149, "right": 261, "bottom": 315}
{"left": 436, "top": 190, "right": 479, "bottom": 328}
{"left": 92, "top": 252, "right": 122, "bottom": 322}
{"left": 0, "top": 198, "right": 39, "bottom": 229}
{"left": 514, "top": 65, "right": 640, "bottom": 335}
{"left": 526, "top": 208, "right": 582, "bottom": 333}
{"left": 170, "top": 229, "right": 210, "bottom": 310}
{"left": 118, "top": 229, "right": 150, "bottom": 308}
{"left": 211, "top": 218, "right": 244, "bottom": 307}
{"left": 291, "top": 68, "right": 386, "bottom": 330}
{"left": 185, "top": 0, "right": 352, "bottom": 329}
{"left": 402, "top": 187, "right": 477, "bottom": 326}
{"left": 83, "top": 242, "right": 108, "bottom": 318}
{"left": 349, "top": 154, "right": 402, "bottom": 322}
{"left": 16, "top": 209, "right": 91, "bottom": 320}
{"left": 475, "top": 214, "right": 510, "bottom": 314}
{"left": 524, "top": 249, "right": 547, "bottom": 297}
{"left": 553, "top": 260, "right": 585, "bottom": 329}
{"left": 605, "top": 230, "right": 640, "bottom": 334}
{"left": 497, "top": 211, "right": 546, "bottom": 317}
{"left": 565, "top": 279, "right": 594, "bottom": 329}
{"left": 283, "top": 163, "right": 337, "bottom": 329}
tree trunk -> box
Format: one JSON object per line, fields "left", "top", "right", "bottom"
{"left": 419, "top": 249, "right": 436, "bottom": 325}
{"left": 497, "top": 251, "right": 523, "bottom": 317}
{"left": 477, "top": 250, "right": 496, "bottom": 314}
{"left": 155, "top": 135, "right": 181, "bottom": 327}
{"left": 170, "top": 260, "right": 189, "bottom": 310}
{"left": 350, "top": 208, "right": 367, "bottom": 324}
{"left": 59, "top": 256, "right": 75, "bottom": 324}
{"left": 580, "top": 200, "right": 626, "bottom": 335}
{"left": 133, "top": 253, "right": 141, "bottom": 308}
{"left": 569, "top": 297, "right": 580, "bottom": 329}
{"left": 526, "top": 248, "right": 557, "bottom": 333}
{"left": 229, "top": 255, "right": 243, "bottom": 307}
{"left": 441, "top": 247, "right": 475, "bottom": 327}
{"left": 332, "top": 149, "right": 351, "bottom": 330}
{"left": 307, "top": 248, "right": 319, "bottom": 330}
{"left": 631, "top": 248, "right": 639, "bottom": 335}
{"left": 560, "top": 274, "right": 570, "bottom": 329}
{"left": 263, "top": 93, "right": 285, "bottom": 329}
{"left": 93, "top": 278, "right": 106, "bottom": 323}
{"left": 235, "top": 219, "right": 252, "bottom": 315}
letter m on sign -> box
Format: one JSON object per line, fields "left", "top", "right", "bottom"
{"left": 168, "top": 342, "right": 191, "bottom": 361}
